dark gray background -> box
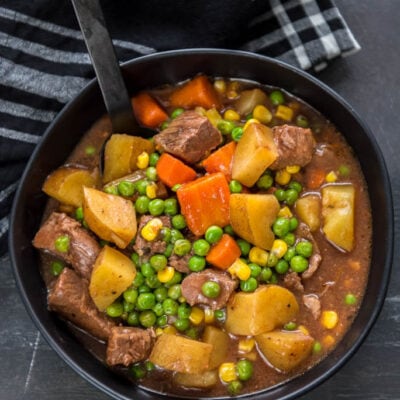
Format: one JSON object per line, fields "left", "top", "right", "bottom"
{"left": 2, "top": 1, "right": 399, "bottom": 399}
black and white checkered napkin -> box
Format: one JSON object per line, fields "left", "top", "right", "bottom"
{"left": 0, "top": 0, "right": 360, "bottom": 254}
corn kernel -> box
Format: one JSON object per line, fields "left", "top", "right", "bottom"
{"left": 325, "top": 171, "right": 338, "bottom": 183}
{"left": 298, "top": 325, "right": 310, "bottom": 335}
{"left": 163, "top": 325, "right": 177, "bottom": 335}
{"left": 136, "top": 151, "right": 149, "bottom": 169}
{"left": 228, "top": 258, "right": 252, "bottom": 280}
{"left": 271, "top": 239, "right": 288, "bottom": 259}
{"left": 275, "top": 169, "right": 291, "bottom": 185}
{"left": 286, "top": 165, "right": 300, "bottom": 174}
{"left": 218, "top": 363, "right": 237, "bottom": 383}
{"left": 253, "top": 104, "right": 272, "bottom": 124}
{"left": 275, "top": 105, "right": 293, "bottom": 121}
{"left": 278, "top": 206, "right": 293, "bottom": 218}
{"left": 189, "top": 306, "right": 205, "bottom": 325}
{"left": 204, "top": 308, "right": 215, "bottom": 324}
{"left": 224, "top": 109, "right": 241, "bottom": 121}
{"left": 155, "top": 327, "right": 164, "bottom": 336}
{"left": 321, "top": 310, "right": 339, "bottom": 329}
{"left": 322, "top": 334, "right": 335, "bottom": 347}
{"left": 157, "top": 266, "right": 175, "bottom": 283}
{"left": 227, "top": 90, "right": 238, "bottom": 99}
{"left": 349, "top": 260, "right": 361, "bottom": 271}
{"left": 141, "top": 218, "right": 163, "bottom": 241}
{"left": 205, "top": 108, "right": 222, "bottom": 127}
{"left": 248, "top": 247, "right": 269, "bottom": 267}
{"left": 214, "top": 79, "right": 226, "bottom": 94}
{"left": 243, "top": 118, "right": 260, "bottom": 131}
{"left": 146, "top": 182, "right": 158, "bottom": 199}
{"left": 242, "top": 351, "right": 258, "bottom": 361}
{"left": 238, "top": 338, "right": 255, "bottom": 353}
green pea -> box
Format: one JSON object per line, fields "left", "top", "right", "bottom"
{"left": 284, "top": 321, "right": 297, "bottom": 331}
{"left": 131, "top": 252, "right": 140, "bottom": 266}
{"left": 164, "top": 198, "right": 178, "bottom": 216}
{"left": 205, "top": 225, "right": 223, "bottom": 244}
{"left": 224, "top": 225, "right": 235, "bottom": 236}
{"left": 85, "top": 145, "right": 96, "bottom": 156}
{"left": 104, "top": 185, "right": 118, "bottom": 195}
{"left": 214, "top": 309, "right": 226, "bottom": 322}
{"left": 138, "top": 284, "right": 151, "bottom": 293}
{"left": 137, "top": 293, "right": 156, "bottom": 310}
{"left": 145, "top": 361, "right": 155, "bottom": 372}
{"left": 339, "top": 165, "right": 350, "bottom": 177}
{"left": 171, "top": 107, "right": 184, "bottom": 119}
{"left": 275, "top": 259, "right": 289, "bottom": 274}
{"left": 171, "top": 183, "right": 181, "bottom": 192}
{"left": 290, "top": 255, "right": 309, "bottom": 273}
{"left": 118, "top": 180, "right": 135, "bottom": 197}
{"left": 188, "top": 255, "right": 206, "bottom": 272}
{"left": 272, "top": 217, "right": 290, "bottom": 238}
{"left": 228, "top": 381, "right": 243, "bottom": 396}
{"left": 170, "top": 228, "right": 184, "bottom": 243}
{"left": 295, "top": 240, "right": 313, "bottom": 258}
{"left": 123, "top": 288, "right": 138, "bottom": 304}
{"left": 236, "top": 239, "right": 251, "bottom": 257}
{"left": 154, "top": 287, "right": 168, "bottom": 302}
{"left": 178, "top": 303, "right": 192, "bottom": 319}
{"left": 284, "top": 246, "right": 296, "bottom": 261}
{"left": 172, "top": 214, "right": 187, "bottom": 230}
{"left": 130, "top": 363, "right": 146, "bottom": 379}
{"left": 288, "top": 181, "right": 302, "bottom": 193}
{"left": 270, "top": 272, "right": 278, "bottom": 283}
{"left": 192, "top": 239, "right": 211, "bottom": 256}
{"left": 150, "top": 254, "right": 168, "bottom": 271}
{"left": 217, "top": 120, "right": 236, "bottom": 135}
{"left": 51, "top": 260, "right": 64, "bottom": 276}
{"left": 156, "top": 315, "right": 168, "bottom": 327}
{"left": 283, "top": 232, "right": 296, "bottom": 246}
{"left": 163, "top": 243, "right": 174, "bottom": 257}
{"left": 141, "top": 262, "right": 155, "bottom": 277}
{"left": 274, "top": 188, "right": 286, "bottom": 202}
{"left": 185, "top": 326, "right": 200, "bottom": 339}
{"left": 135, "top": 179, "right": 149, "bottom": 195}
{"left": 75, "top": 207, "right": 84, "bottom": 221}
{"left": 54, "top": 235, "right": 70, "bottom": 253}
{"left": 173, "top": 239, "right": 192, "bottom": 256}
{"left": 127, "top": 311, "right": 140, "bottom": 326}
{"left": 313, "top": 341, "right": 322, "bottom": 353}
{"left": 146, "top": 274, "right": 161, "bottom": 289}
{"left": 167, "top": 284, "right": 181, "bottom": 300}
{"left": 201, "top": 281, "right": 221, "bottom": 298}
{"left": 260, "top": 267, "right": 272, "bottom": 282}
{"left": 165, "top": 270, "right": 182, "bottom": 286}
{"left": 174, "top": 318, "right": 190, "bottom": 331}
{"left": 229, "top": 180, "right": 242, "bottom": 193}
{"left": 149, "top": 152, "right": 160, "bottom": 166}
{"left": 236, "top": 359, "right": 253, "bottom": 381}
{"left": 132, "top": 271, "right": 145, "bottom": 288}
{"left": 296, "top": 114, "right": 309, "bottom": 128}
{"left": 162, "top": 298, "right": 179, "bottom": 315}
{"left": 267, "top": 252, "right": 278, "bottom": 267}
{"left": 345, "top": 293, "right": 357, "bottom": 305}
{"left": 249, "top": 262, "right": 262, "bottom": 278}
{"left": 270, "top": 90, "right": 285, "bottom": 105}
{"left": 123, "top": 301, "right": 135, "bottom": 313}
{"left": 139, "top": 310, "right": 157, "bottom": 328}
{"left": 231, "top": 126, "right": 243, "bottom": 142}
{"left": 106, "top": 302, "right": 124, "bottom": 318}
{"left": 289, "top": 217, "right": 299, "bottom": 231}
{"left": 285, "top": 189, "right": 298, "bottom": 205}
{"left": 152, "top": 302, "right": 164, "bottom": 317}
{"left": 135, "top": 196, "right": 150, "bottom": 214}
{"left": 148, "top": 199, "right": 165, "bottom": 216}
{"left": 146, "top": 166, "right": 157, "bottom": 181}
{"left": 257, "top": 174, "right": 274, "bottom": 190}
{"left": 240, "top": 277, "right": 258, "bottom": 292}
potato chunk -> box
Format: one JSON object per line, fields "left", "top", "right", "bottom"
{"left": 149, "top": 334, "right": 212, "bottom": 374}
{"left": 295, "top": 194, "right": 321, "bottom": 232}
{"left": 225, "top": 285, "right": 299, "bottom": 336}
{"left": 83, "top": 187, "right": 137, "bottom": 248}
{"left": 256, "top": 330, "right": 314, "bottom": 372}
{"left": 230, "top": 193, "right": 280, "bottom": 250}
{"left": 232, "top": 123, "right": 278, "bottom": 187}
{"left": 234, "top": 88, "right": 269, "bottom": 116}
{"left": 43, "top": 167, "right": 98, "bottom": 207}
{"left": 322, "top": 184, "right": 355, "bottom": 251}
{"left": 173, "top": 370, "right": 218, "bottom": 389}
{"left": 202, "top": 326, "right": 230, "bottom": 369}
{"left": 103, "top": 134, "right": 154, "bottom": 183}
{"left": 89, "top": 245, "right": 136, "bottom": 311}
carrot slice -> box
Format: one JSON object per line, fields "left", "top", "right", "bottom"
{"left": 131, "top": 92, "right": 168, "bottom": 129}
{"left": 202, "top": 141, "right": 236, "bottom": 180}
{"left": 169, "top": 75, "right": 221, "bottom": 110}
{"left": 177, "top": 172, "right": 230, "bottom": 236}
{"left": 306, "top": 169, "right": 326, "bottom": 189}
{"left": 206, "top": 234, "right": 241, "bottom": 270}
{"left": 156, "top": 153, "right": 197, "bottom": 188}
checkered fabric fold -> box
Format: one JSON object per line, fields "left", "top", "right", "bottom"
{"left": 0, "top": 0, "right": 359, "bottom": 254}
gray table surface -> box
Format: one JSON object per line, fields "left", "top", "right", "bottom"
{"left": 2, "top": 1, "right": 400, "bottom": 399}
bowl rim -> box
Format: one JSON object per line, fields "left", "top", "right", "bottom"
{"left": 9, "top": 48, "right": 394, "bottom": 400}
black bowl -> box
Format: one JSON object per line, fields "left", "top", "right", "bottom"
{"left": 9, "top": 49, "right": 393, "bottom": 400}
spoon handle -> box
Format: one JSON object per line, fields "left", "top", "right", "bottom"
{"left": 71, "top": 0, "right": 137, "bottom": 133}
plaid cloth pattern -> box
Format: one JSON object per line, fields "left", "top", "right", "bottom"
{"left": 0, "top": 0, "right": 359, "bottom": 254}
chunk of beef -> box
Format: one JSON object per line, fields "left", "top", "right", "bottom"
{"left": 48, "top": 268, "right": 115, "bottom": 341}
{"left": 153, "top": 111, "right": 222, "bottom": 164}
{"left": 106, "top": 327, "right": 155, "bottom": 367}
{"left": 33, "top": 212, "right": 100, "bottom": 280}
{"left": 303, "top": 294, "right": 321, "bottom": 319}
{"left": 133, "top": 215, "right": 171, "bottom": 261}
{"left": 169, "top": 253, "right": 191, "bottom": 274}
{"left": 181, "top": 269, "right": 238, "bottom": 310}
{"left": 270, "top": 125, "right": 315, "bottom": 170}
{"left": 283, "top": 272, "right": 304, "bottom": 292}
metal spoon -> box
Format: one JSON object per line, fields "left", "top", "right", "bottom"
{"left": 71, "top": 0, "right": 152, "bottom": 136}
